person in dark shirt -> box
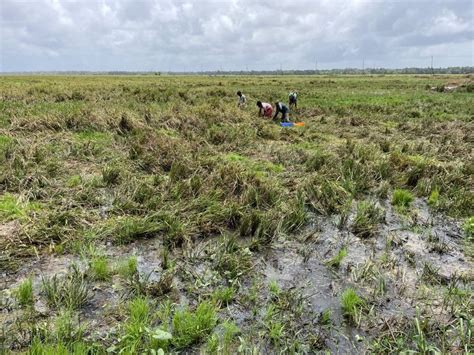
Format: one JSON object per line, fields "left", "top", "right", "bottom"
{"left": 273, "top": 102, "right": 290, "bottom": 122}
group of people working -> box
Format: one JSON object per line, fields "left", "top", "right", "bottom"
{"left": 237, "top": 91, "right": 298, "bottom": 123}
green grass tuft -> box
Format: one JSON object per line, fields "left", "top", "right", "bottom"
{"left": 15, "top": 278, "right": 34, "bottom": 307}
{"left": 0, "top": 194, "right": 37, "bottom": 220}
{"left": 211, "top": 286, "right": 235, "bottom": 306}
{"left": 428, "top": 188, "right": 440, "bottom": 207}
{"left": 89, "top": 256, "right": 111, "bottom": 281}
{"left": 41, "top": 265, "right": 89, "bottom": 310}
{"left": 112, "top": 297, "right": 172, "bottom": 353}
{"left": 269, "top": 280, "right": 281, "bottom": 298}
{"left": 463, "top": 217, "right": 474, "bottom": 241}
{"left": 172, "top": 301, "right": 217, "bottom": 349}
{"left": 117, "top": 255, "right": 138, "bottom": 278}
{"left": 102, "top": 165, "right": 121, "bottom": 185}
{"left": 341, "top": 288, "right": 365, "bottom": 324}
{"left": 352, "top": 200, "right": 384, "bottom": 238}
{"left": 326, "top": 247, "right": 348, "bottom": 268}
{"left": 392, "top": 189, "right": 414, "bottom": 209}
{"left": 103, "top": 216, "right": 163, "bottom": 245}
{"left": 66, "top": 175, "right": 82, "bottom": 188}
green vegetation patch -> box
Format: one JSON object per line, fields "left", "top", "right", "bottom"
{"left": 341, "top": 288, "right": 365, "bottom": 324}
{"left": 392, "top": 189, "right": 414, "bottom": 210}
{"left": 222, "top": 152, "right": 285, "bottom": 175}
{"left": 0, "top": 134, "right": 13, "bottom": 157}
{"left": 172, "top": 301, "right": 217, "bottom": 349}
{"left": 0, "top": 193, "right": 40, "bottom": 220}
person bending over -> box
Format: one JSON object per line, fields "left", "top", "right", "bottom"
{"left": 256, "top": 101, "right": 273, "bottom": 118}
{"left": 273, "top": 102, "right": 290, "bottom": 122}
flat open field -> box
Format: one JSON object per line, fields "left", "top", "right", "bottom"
{"left": 1, "top": 74, "right": 473, "bottom": 353}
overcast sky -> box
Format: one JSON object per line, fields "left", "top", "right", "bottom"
{"left": 1, "top": 0, "right": 473, "bottom": 72}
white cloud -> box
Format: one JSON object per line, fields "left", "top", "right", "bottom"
{"left": 0, "top": 0, "right": 472, "bottom": 71}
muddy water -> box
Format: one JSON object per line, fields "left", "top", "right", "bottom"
{"left": 260, "top": 239, "right": 363, "bottom": 353}
{"left": 255, "top": 198, "right": 472, "bottom": 352}
{"left": 1, "top": 198, "right": 472, "bottom": 352}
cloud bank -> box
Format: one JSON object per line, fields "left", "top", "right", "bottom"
{"left": 1, "top": 0, "right": 473, "bottom": 71}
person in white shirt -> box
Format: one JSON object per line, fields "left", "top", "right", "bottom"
{"left": 256, "top": 101, "right": 273, "bottom": 118}
{"left": 237, "top": 91, "right": 247, "bottom": 108}
{"left": 289, "top": 91, "right": 298, "bottom": 109}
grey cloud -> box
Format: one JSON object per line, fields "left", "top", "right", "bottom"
{"left": 1, "top": 0, "right": 473, "bottom": 71}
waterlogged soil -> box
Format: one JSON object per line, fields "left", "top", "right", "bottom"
{"left": 1, "top": 198, "right": 472, "bottom": 352}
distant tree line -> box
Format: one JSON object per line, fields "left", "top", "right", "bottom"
{"left": 4, "top": 67, "right": 473, "bottom": 75}
{"left": 190, "top": 67, "right": 474, "bottom": 75}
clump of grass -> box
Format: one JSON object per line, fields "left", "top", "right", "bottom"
{"left": 0, "top": 134, "right": 13, "bottom": 159}
{"left": 0, "top": 193, "right": 36, "bottom": 220}
{"left": 244, "top": 181, "right": 281, "bottom": 209}
{"left": 213, "top": 236, "right": 252, "bottom": 282}
{"left": 145, "top": 269, "right": 174, "bottom": 297}
{"left": 26, "top": 307, "right": 89, "bottom": 352}
{"left": 221, "top": 321, "right": 240, "bottom": 351}
{"left": 269, "top": 280, "right": 281, "bottom": 298}
{"left": 206, "top": 333, "right": 219, "bottom": 353}
{"left": 428, "top": 188, "right": 440, "bottom": 207}
{"left": 89, "top": 256, "right": 111, "bottom": 281}
{"left": 117, "top": 255, "right": 138, "bottom": 278}
{"left": 420, "top": 262, "right": 442, "bottom": 285}
{"left": 392, "top": 189, "right": 414, "bottom": 210}
{"left": 463, "top": 217, "right": 474, "bottom": 241}
{"left": 66, "top": 175, "right": 82, "bottom": 188}
{"left": 207, "top": 321, "right": 240, "bottom": 353}
{"left": 41, "top": 265, "right": 89, "bottom": 310}
{"left": 102, "top": 165, "right": 121, "bottom": 185}
{"left": 127, "top": 296, "right": 150, "bottom": 327}
{"left": 379, "top": 140, "right": 390, "bottom": 153}
{"left": 239, "top": 210, "right": 280, "bottom": 246}
{"left": 172, "top": 301, "right": 217, "bottom": 349}
{"left": 352, "top": 200, "right": 384, "bottom": 238}
{"left": 53, "top": 310, "right": 85, "bottom": 346}
{"left": 29, "top": 338, "right": 92, "bottom": 354}
{"left": 169, "top": 160, "right": 192, "bottom": 182}
{"left": 268, "top": 321, "right": 285, "bottom": 346}
{"left": 15, "top": 278, "right": 34, "bottom": 307}
{"left": 341, "top": 288, "right": 365, "bottom": 324}
{"left": 326, "top": 247, "right": 348, "bottom": 268}
{"left": 305, "top": 178, "right": 351, "bottom": 215}
{"left": 281, "top": 194, "right": 307, "bottom": 233}
{"left": 211, "top": 286, "right": 235, "bottom": 306}
{"left": 305, "top": 150, "right": 327, "bottom": 171}
{"left": 319, "top": 309, "right": 331, "bottom": 326}
{"left": 113, "top": 297, "right": 172, "bottom": 353}
{"left": 104, "top": 216, "right": 163, "bottom": 245}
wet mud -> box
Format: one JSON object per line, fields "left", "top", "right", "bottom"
{"left": 1, "top": 198, "right": 472, "bottom": 352}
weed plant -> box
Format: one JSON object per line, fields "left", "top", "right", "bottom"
{"left": 172, "top": 301, "right": 217, "bottom": 349}
{"left": 341, "top": 288, "right": 365, "bottom": 324}
{"left": 41, "top": 265, "right": 89, "bottom": 310}
{"left": 15, "top": 278, "right": 34, "bottom": 307}
{"left": 392, "top": 189, "right": 414, "bottom": 210}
